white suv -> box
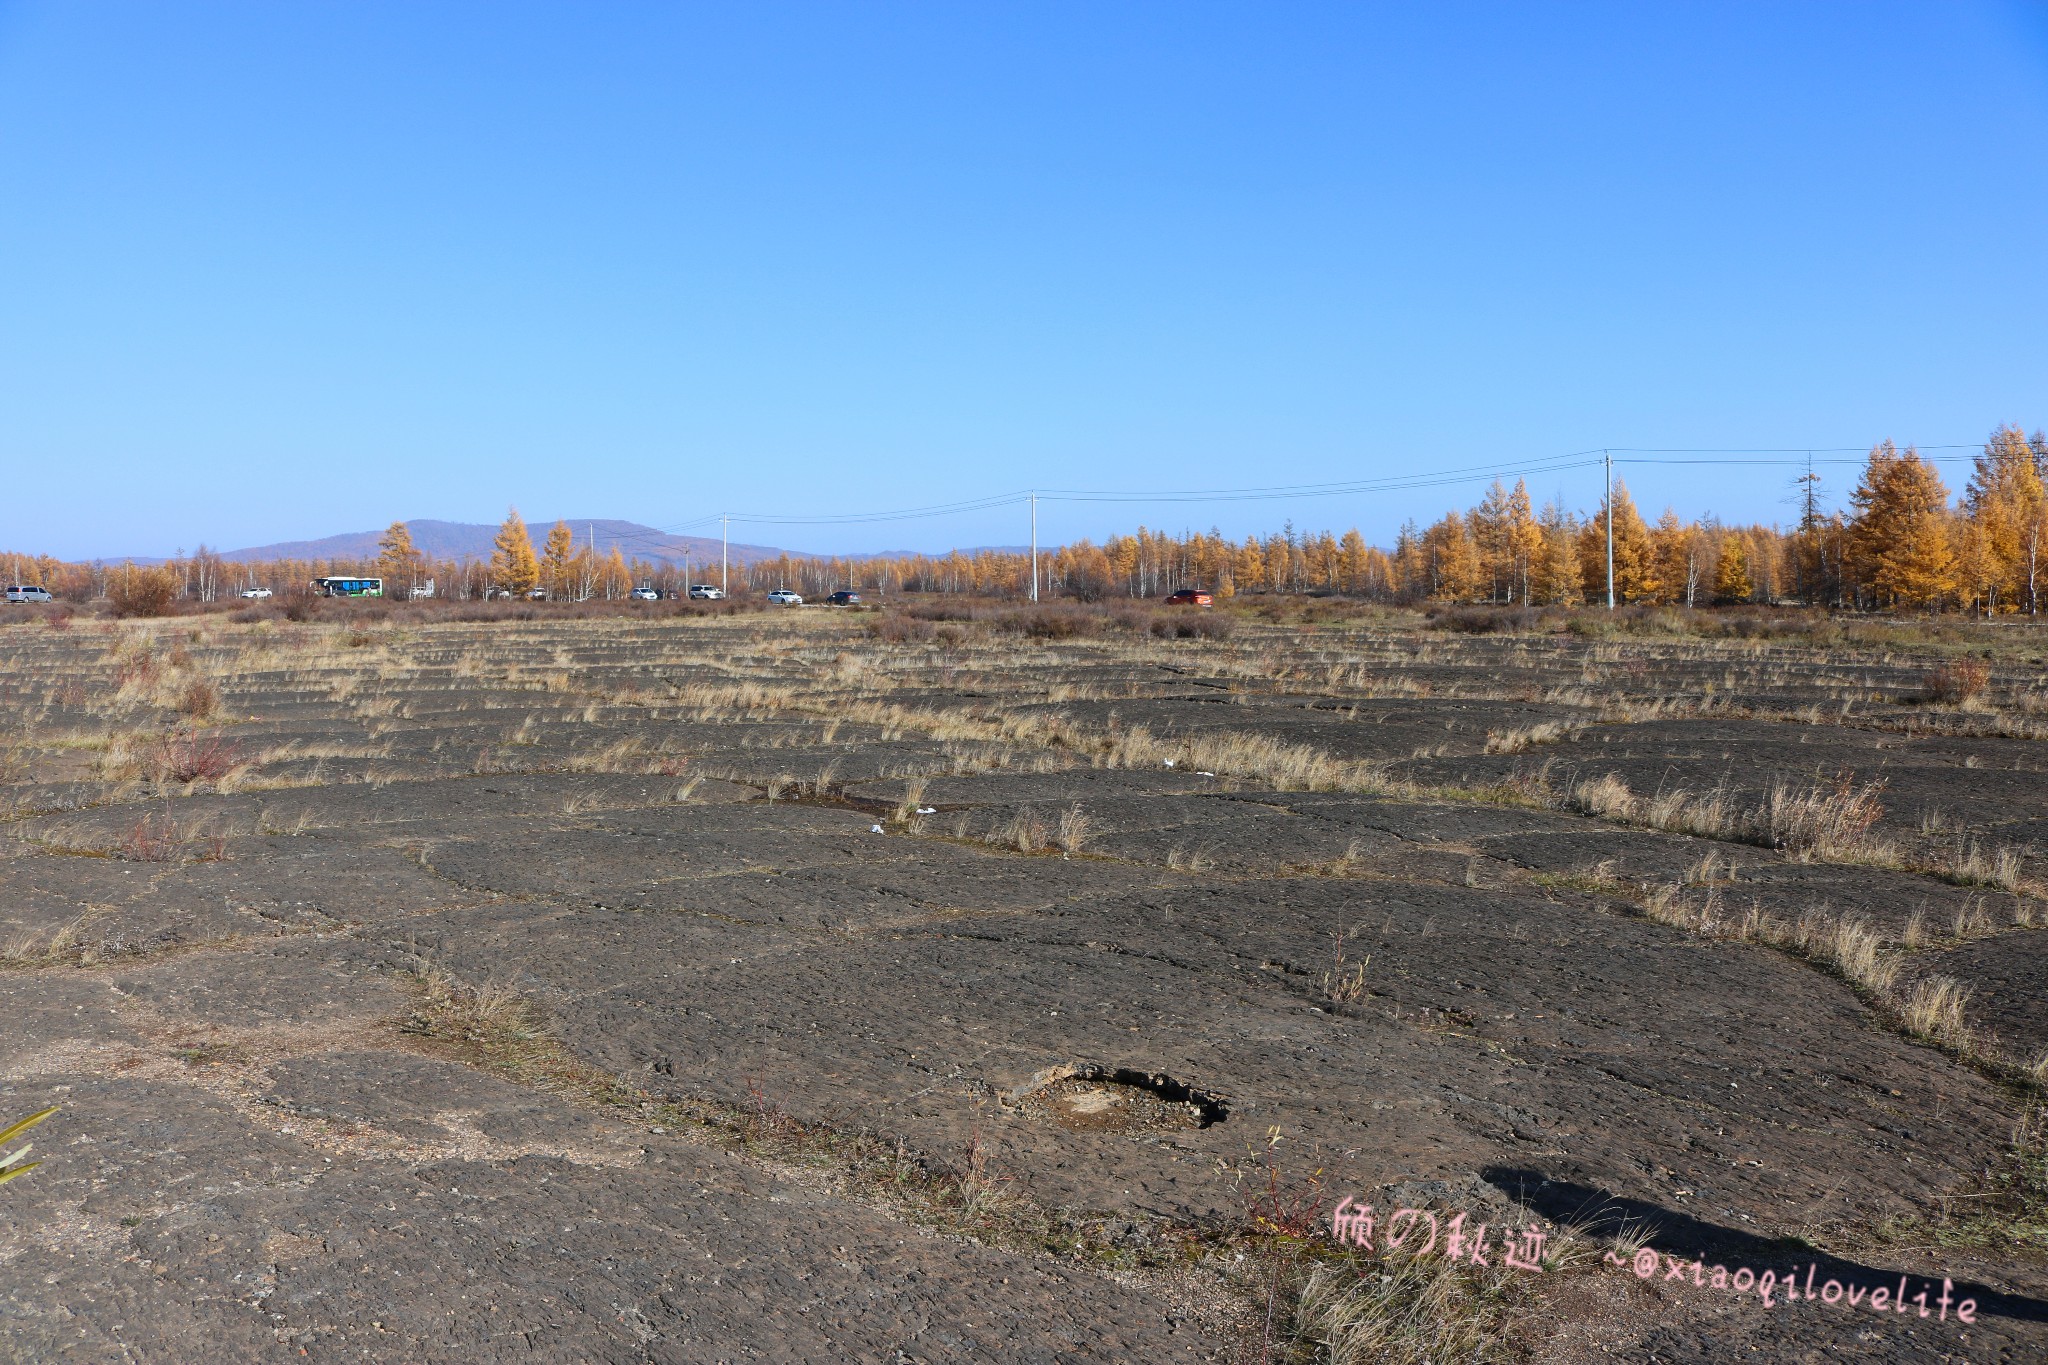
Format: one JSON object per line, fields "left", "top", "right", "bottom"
{"left": 630, "top": 587, "right": 662, "bottom": 601}
{"left": 5, "top": 585, "right": 53, "bottom": 603}
{"left": 767, "top": 589, "right": 803, "bottom": 605}
{"left": 687, "top": 584, "right": 726, "bottom": 600}
{"left": 238, "top": 587, "right": 272, "bottom": 599}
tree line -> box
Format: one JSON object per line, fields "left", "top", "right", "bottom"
{"left": 7, "top": 427, "right": 2042, "bottom": 612}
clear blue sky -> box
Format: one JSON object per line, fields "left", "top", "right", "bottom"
{"left": 3, "top": 1, "right": 2045, "bottom": 560}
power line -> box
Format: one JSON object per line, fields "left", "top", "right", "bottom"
{"left": 574, "top": 439, "right": 2001, "bottom": 556}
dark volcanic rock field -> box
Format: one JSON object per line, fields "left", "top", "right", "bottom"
{"left": 3, "top": 610, "right": 2047, "bottom": 1362}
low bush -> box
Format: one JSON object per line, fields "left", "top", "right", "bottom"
{"left": 991, "top": 605, "right": 1103, "bottom": 639}
{"left": 865, "top": 613, "right": 936, "bottom": 643}
{"left": 1426, "top": 605, "right": 1540, "bottom": 634}
{"left": 1923, "top": 659, "right": 1990, "bottom": 705}
{"left": 145, "top": 730, "right": 243, "bottom": 784}
{"left": 1149, "top": 611, "right": 1235, "bottom": 640}
{"left": 107, "top": 566, "right": 181, "bottom": 618}
{"left": 175, "top": 678, "right": 221, "bottom": 720}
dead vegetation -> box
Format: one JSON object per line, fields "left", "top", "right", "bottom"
{"left": 1563, "top": 769, "right": 1893, "bottom": 863}
{"left": 1923, "top": 659, "right": 1991, "bottom": 705}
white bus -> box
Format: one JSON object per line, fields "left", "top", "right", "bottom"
{"left": 312, "top": 576, "right": 383, "bottom": 598}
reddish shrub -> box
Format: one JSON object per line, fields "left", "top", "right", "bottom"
{"left": 147, "top": 731, "right": 243, "bottom": 784}
{"left": 1923, "top": 659, "right": 1989, "bottom": 704}
{"left": 119, "top": 814, "right": 181, "bottom": 862}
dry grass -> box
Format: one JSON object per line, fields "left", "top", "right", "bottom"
{"left": 1900, "top": 975, "right": 1975, "bottom": 1047}
{"left": 1293, "top": 1255, "right": 1517, "bottom": 1365}
{"left": 1562, "top": 770, "right": 1895, "bottom": 864}
{"left": 401, "top": 966, "right": 540, "bottom": 1056}
{"left": 1936, "top": 839, "right": 2029, "bottom": 895}
{"left": 1627, "top": 874, "right": 2017, "bottom": 1062}
{"left": 175, "top": 677, "right": 221, "bottom": 720}
{"left": 1054, "top": 802, "right": 1091, "bottom": 854}
{"left": 1323, "top": 958, "right": 1370, "bottom": 1008}
{"left": 891, "top": 777, "right": 930, "bottom": 826}
{"left": 1, "top": 911, "right": 108, "bottom": 969}
{"left": 1482, "top": 721, "right": 1580, "bottom": 755}
{"left": 990, "top": 808, "right": 1051, "bottom": 853}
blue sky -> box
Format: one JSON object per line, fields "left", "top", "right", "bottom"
{"left": 3, "top": 1, "right": 2045, "bottom": 559}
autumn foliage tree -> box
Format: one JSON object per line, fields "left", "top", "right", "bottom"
{"left": 540, "top": 521, "right": 576, "bottom": 600}
{"left": 1469, "top": 479, "right": 1542, "bottom": 603}
{"left": 1714, "top": 536, "right": 1753, "bottom": 604}
{"left": 15, "top": 425, "right": 2048, "bottom": 614}
{"left": 490, "top": 508, "right": 540, "bottom": 598}
{"left": 1576, "top": 481, "right": 1653, "bottom": 604}
{"left": 1849, "top": 443, "right": 1957, "bottom": 608}
{"left": 1963, "top": 425, "right": 2046, "bottom": 613}
{"left": 376, "top": 521, "right": 424, "bottom": 596}
{"left": 594, "top": 547, "right": 632, "bottom": 600}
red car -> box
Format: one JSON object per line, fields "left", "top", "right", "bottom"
{"left": 1165, "top": 589, "right": 1214, "bottom": 606}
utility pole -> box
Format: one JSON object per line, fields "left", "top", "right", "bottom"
{"left": 720, "top": 514, "right": 729, "bottom": 595}
{"left": 1604, "top": 449, "right": 1615, "bottom": 611}
{"left": 1029, "top": 493, "right": 1039, "bottom": 603}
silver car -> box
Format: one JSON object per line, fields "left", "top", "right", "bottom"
{"left": 5, "top": 585, "right": 53, "bottom": 604}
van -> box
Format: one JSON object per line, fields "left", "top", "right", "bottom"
{"left": 5, "top": 586, "right": 53, "bottom": 604}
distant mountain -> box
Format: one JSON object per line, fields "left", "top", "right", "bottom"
{"left": 217, "top": 519, "right": 791, "bottom": 567}
{"left": 865, "top": 545, "right": 1035, "bottom": 560}
{"left": 198, "top": 521, "right": 1043, "bottom": 566}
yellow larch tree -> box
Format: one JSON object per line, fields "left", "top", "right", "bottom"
{"left": 1964, "top": 425, "right": 2047, "bottom": 613}
{"left": 1577, "top": 480, "right": 1654, "bottom": 603}
{"left": 490, "top": 508, "right": 540, "bottom": 598}
{"left": 1852, "top": 445, "right": 1956, "bottom": 608}
{"left": 1233, "top": 536, "right": 1266, "bottom": 594}
{"left": 1531, "top": 503, "right": 1582, "bottom": 606}
{"left": 595, "top": 546, "right": 632, "bottom": 600}
{"left": 540, "top": 521, "right": 576, "bottom": 600}
{"left": 1422, "top": 512, "right": 1480, "bottom": 601}
{"left": 1714, "top": 536, "right": 1753, "bottom": 604}
{"left": 375, "top": 521, "right": 423, "bottom": 595}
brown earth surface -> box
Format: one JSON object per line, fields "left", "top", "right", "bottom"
{"left": 3, "top": 606, "right": 2047, "bottom": 1362}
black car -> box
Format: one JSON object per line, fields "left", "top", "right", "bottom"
{"left": 826, "top": 590, "right": 862, "bottom": 606}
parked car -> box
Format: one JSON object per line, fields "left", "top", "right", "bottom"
{"left": 630, "top": 586, "right": 662, "bottom": 601}
{"left": 1165, "top": 589, "right": 1214, "bottom": 607}
{"left": 767, "top": 589, "right": 803, "bottom": 606}
{"left": 526, "top": 588, "right": 549, "bottom": 600}
{"left": 237, "top": 587, "right": 273, "bottom": 599}
{"left": 688, "top": 584, "right": 726, "bottom": 600}
{"left": 825, "top": 590, "right": 862, "bottom": 606}
{"left": 5, "top": 585, "right": 53, "bottom": 603}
